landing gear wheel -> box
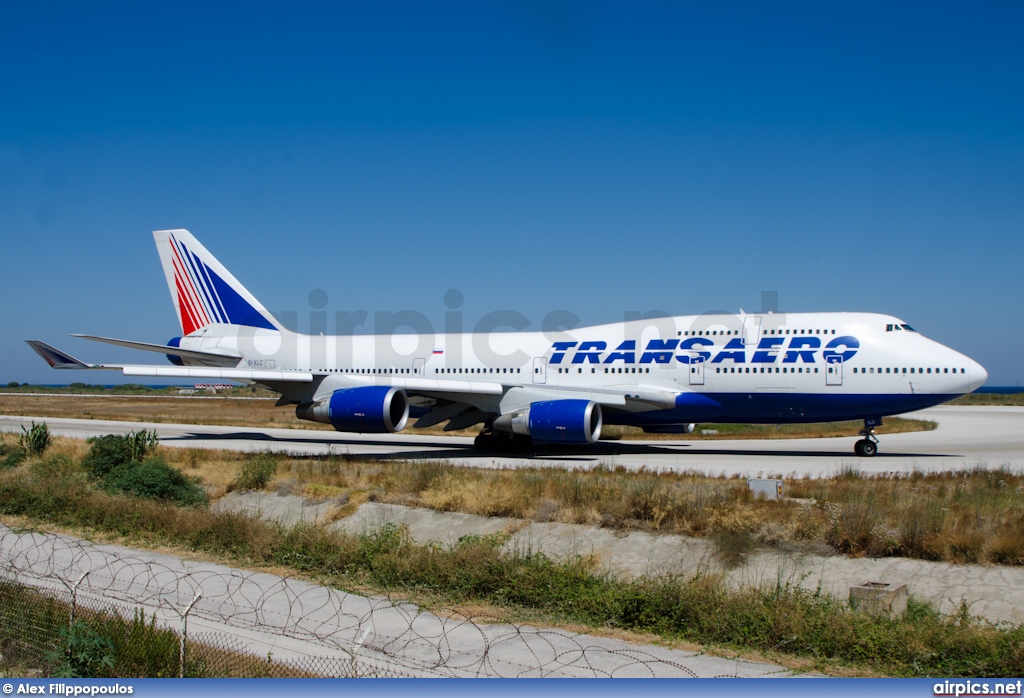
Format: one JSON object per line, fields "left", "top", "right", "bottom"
{"left": 473, "top": 429, "right": 533, "bottom": 453}
{"left": 854, "top": 439, "right": 877, "bottom": 457}
{"left": 854, "top": 419, "right": 881, "bottom": 457}
{"left": 474, "top": 432, "right": 497, "bottom": 450}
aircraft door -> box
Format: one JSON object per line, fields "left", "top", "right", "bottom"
{"left": 742, "top": 316, "right": 762, "bottom": 347}
{"left": 826, "top": 355, "right": 843, "bottom": 386}
{"left": 688, "top": 355, "right": 705, "bottom": 385}
{"left": 533, "top": 356, "right": 547, "bottom": 384}
{"left": 413, "top": 358, "right": 425, "bottom": 376}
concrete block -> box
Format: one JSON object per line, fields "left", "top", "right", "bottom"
{"left": 849, "top": 582, "right": 907, "bottom": 617}
{"left": 747, "top": 478, "right": 784, "bottom": 500}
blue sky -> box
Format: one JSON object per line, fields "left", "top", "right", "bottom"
{"left": 2, "top": 1, "right": 1022, "bottom": 384}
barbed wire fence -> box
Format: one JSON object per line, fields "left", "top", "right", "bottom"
{"left": 0, "top": 525, "right": 730, "bottom": 679}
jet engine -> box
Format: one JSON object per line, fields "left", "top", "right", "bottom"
{"left": 493, "top": 399, "right": 602, "bottom": 444}
{"left": 296, "top": 386, "right": 409, "bottom": 434}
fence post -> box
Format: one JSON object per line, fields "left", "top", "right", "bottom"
{"left": 162, "top": 590, "right": 202, "bottom": 678}
{"left": 57, "top": 571, "right": 90, "bottom": 630}
{"left": 327, "top": 624, "right": 371, "bottom": 678}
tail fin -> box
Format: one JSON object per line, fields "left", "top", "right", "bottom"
{"left": 152, "top": 229, "right": 283, "bottom": 335}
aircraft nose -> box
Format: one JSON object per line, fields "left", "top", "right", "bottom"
{"left": 968, "top": 358, "right": 988, "bottom": 393}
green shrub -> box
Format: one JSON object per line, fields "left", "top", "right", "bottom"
{"left": 19, "top": 421, "right": 50, "bottom": 456}
{"left": 102, "top": 456, "right": 207, "bottom": 507}
{"left": 82, "top": 431, "right": 158, "bottom": 479}
{"left": 82, "top": 435, "right": 133, "bottom": 478}
{"left": 229, "top": 453, "right": 279, "bottom": 491}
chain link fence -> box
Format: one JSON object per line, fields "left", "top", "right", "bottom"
{"left": 0, "top": 525, "right": 757, "bottom": 678}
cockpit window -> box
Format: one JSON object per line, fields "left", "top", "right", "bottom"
{"left": 900, "top": 324, "right": 916, "bottom": 332}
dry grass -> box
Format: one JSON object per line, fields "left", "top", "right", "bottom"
{"left": 0, "top": 394, "right": 332, "bottom": 431}
{"left": 5, "top": 430, "right": 1023, "bottom": 567}
{"left": 191, "top": 451, "right": 1024, "bottom": 567}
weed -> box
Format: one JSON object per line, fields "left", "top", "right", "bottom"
{"left": 0, "top": 446, "right": 26, "bottom": 470}
{"left": 44, "top": 621, "right": 116, "bottom": 678}
{"left": 19, "top": 421, "right": 50, "bottom": 456}
{"left": 125, "top": 430, "right": 159, "bottom": 462}
{"left": 229, "top": 453, "right": 279, "bottom": 492}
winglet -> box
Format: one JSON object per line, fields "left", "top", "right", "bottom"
{"left": 26, "top": 341, "right": 92, "bottom": 369}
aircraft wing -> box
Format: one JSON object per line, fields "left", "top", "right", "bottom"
{"left": 26, "top": 341, "right": 312, "bottom": 383}
{"left": 317, "top": 373, "right": 676, "bottom": 407}
{"left": 27, "top": 340, "right": 676, "bottom": 404}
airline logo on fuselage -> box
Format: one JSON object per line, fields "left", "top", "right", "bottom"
{"left": 549, "top": 336, "right": 860, "bottom": 365}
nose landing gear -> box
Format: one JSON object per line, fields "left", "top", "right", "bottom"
{"left": 854, "top": 418, "right": 881, "bottom": 457}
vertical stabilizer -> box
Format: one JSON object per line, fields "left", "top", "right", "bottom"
{"left": 152, "top": 229, "right": 283, "bottom": 335}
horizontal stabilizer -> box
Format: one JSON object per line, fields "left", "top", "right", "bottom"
{"left": 71, "top": 334, "right": 240, "bottom": 364}
{"left": 121, "top": 366, "right": 313, "bottom": 382}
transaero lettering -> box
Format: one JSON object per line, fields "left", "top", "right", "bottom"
{"left": 549, "top": 336, "right": 860, "bottom": 365}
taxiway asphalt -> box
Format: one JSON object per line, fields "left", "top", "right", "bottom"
{"left": 2, "top": 405, "right": 1021, "bottom": 477}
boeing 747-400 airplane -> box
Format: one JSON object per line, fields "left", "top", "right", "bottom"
{"left": 29, "top": 229, "right": 986, "bottom": 456}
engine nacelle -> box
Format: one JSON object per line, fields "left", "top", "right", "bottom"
{"left": 296, "top": 386, "right": 409, "bottom": 434}
{"left": 493, "top": 399, "right": 602, "bottom": 444}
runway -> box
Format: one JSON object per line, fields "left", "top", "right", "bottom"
{"left": 2, "top": 405, "right": 1022, "bottom": 477}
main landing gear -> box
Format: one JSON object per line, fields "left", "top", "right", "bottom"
{"left": 854, "top": 418, "right": 881, "bottom": 457}
{"left": 474, "top": 426, "right": 533, "bottom": 453}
